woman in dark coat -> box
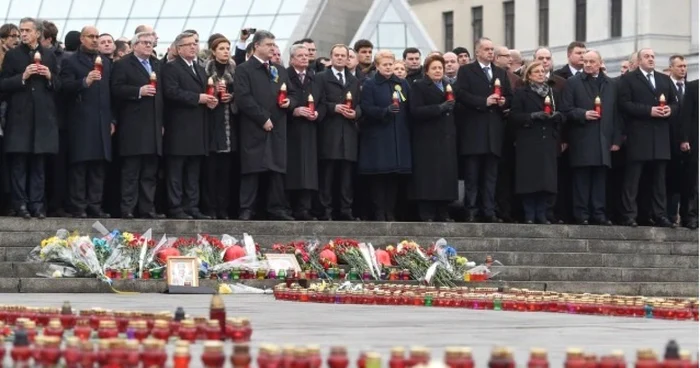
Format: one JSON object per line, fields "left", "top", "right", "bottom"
{"left": 509, "top": 61, "right": 565, "bottom": 224}
{"left": 408, "top": 54, "right": 458, "bottom": 222}
{"left": 201, "top": 37, "right": 237, "bottom": 219}
{"left": 359, "top": 50, "right": 412, "bottom": 221}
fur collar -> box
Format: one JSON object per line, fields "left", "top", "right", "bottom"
{"left": 204, "top": 58, "right": 236, "bottom": 84}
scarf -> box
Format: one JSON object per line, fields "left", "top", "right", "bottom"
{"left": 529, "top": 82, "right": 551, "bottom": 98}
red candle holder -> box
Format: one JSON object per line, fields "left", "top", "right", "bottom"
{"left": 278, "top": 83, "right": 288, "bottom": 105}
{"left": 307, "top": 95, "right": 315, "bottom": 114}
{"left": 207, "top": 77, "right": 216, "bottom": 96}
{"left": 174, "top": 345, "right": 191, "bottom": 368}
{"left": 151, "top": 319, "right": 171, "bottom": 341}
{"left": 544, "top": 96, "right": 552, "bottom": 115}
{"left": 327, "top": 346, "right": 350, "bottom": 368}
{"left": 594, "top": 96, "right": 601, "bottom": 115}
{"left": 345, "top": 91, "right": 353, "bottom": 109}
{"left": 392, "top": 91, "right": 400, "bottom": 107}
{"left": 493, "top": 78, "right": 502, "bottom": 97}
{"left": 149, "top": 72, "right": 157, "bottom": 89}
{"left": 202, "top": 340, "right": 226, "bottom": 368}
{"left": 178, "top": 319, "right": 197, "bottom": 343}
{"left": 565, "top": 348, "right": 587, "bottom": 368}
{"left": 659, "top": 94, "right": 666, "bottom": 108}
{"left": 390, "top": 347, "right": 406, "bottom": 368}
{"left": 232, "top": 344, "right": 252, "bottom": 368}
{"left": 43, "top": 318, "right": 64, "bottom": 338}
{"left": 94, "top": 55, "right": 103, "bottom": 73}
{"left": 63, "top": 337, "right": 82, "bottom": 368}
{"left": 34, "top": 52, "right": 41, "bottom": 66}
{"left": 445, "top": 84, "right": 454, "bottom": 101}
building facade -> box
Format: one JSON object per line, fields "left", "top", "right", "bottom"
{"left": 408, "top": 0, "right": 699, "bottom": 78}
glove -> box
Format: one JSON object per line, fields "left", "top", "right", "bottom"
{"left": 530, "top": 111, "right": 549, "bottom": 121}
{"left": 439, "top": 100, "right": 455, "bottom": 113}
{"left": 387, "top": 104, "right": 400, "bottom": 114}
{"left": 550, "top": 111, "right": 564, "bottom": 123}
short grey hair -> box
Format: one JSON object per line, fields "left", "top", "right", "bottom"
{"left": 289, "top": 44, "right": 307, "bottom": 59}
{"left": 131, "top": 31, "right": 154, "bottom": 46}
{"left": 533, "top": 47, "right": 551, "bottom": 59}
{"left": 174, "top": 32, "right": 196, "bottom": 47}
{"left": 19, "top": 17, "right": 42, "bottom": 33}
{"left": 585, "top": 49, "right": 603, "bottom": 63}
{"left": 252, "top": 30, "right": 275, "bottom": 47}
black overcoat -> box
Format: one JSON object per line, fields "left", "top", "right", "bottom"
{"left": 408, "top": 78, "right": 458, "bottom": 201}
{"left": 617, "top": 69, "right": 679, "bottom": 162}
{"left": 60, "top": 49, "right": 114, "bottom": 163}
{"left": 509, "top": 86, "right": 562, "bottom": 194}
{"left": 314, "top": 68, "right": 362, "bottom": 161}
{"left": 454, "top": 61, "right": 512, "bottom": 157}
{"left": 681, "top": 80, "right": 698, "bottom": 162}
{"left": 233, "top": 57, "right": 292, "bottom": 174}
{"left": 285, "top": 67, "right": 318, "bottom": 191}
{"left": 161, "top": 57, "right": 209, "bottom": 156}
{"left": 0, "top": 43, "right": 60, "bottom": 154}
{"left": 110, "top": 53, "right": 163, "bottom": 156}
{"left": 560, "top": 73, "right": 622, "bottom": 168}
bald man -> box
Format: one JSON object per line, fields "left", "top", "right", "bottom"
{"left": 443, "top": 52, "right": 458, "bottom": 83}
{"left": 59, "top": 25, "right": 115, "bottom": 218}
{"left": 509, "top": 49, "right": 524, "bottom": 75}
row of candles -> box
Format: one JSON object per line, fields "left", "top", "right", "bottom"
{"left": 273, "top": 283, "right": 699, "bottom": 321}
{"left": 275, "top": 84, "right": 353, "bottom": 113}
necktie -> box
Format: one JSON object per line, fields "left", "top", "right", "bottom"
{"left": 677, "top": 81, "right": 684, "bottom": 99}
{"left": 264, "top": 62, "right": 270, "bottom": 74}
{"left": 436, "top": 82, "right": 444, "bottom": 92}
{"left": 299, "top": 72, "right": 305, "bottom": 84}
{"left": 141, "top": 59, "right": 151, "bottom": 74}
{"left": 483, "top": 67, "right": 491, "bottom": 82}
{"left": 575, "top": 70, "right": 581, "bottom": 76}
{"left": 647, "top": 73, "right": 655, "bottom": 89}
{"left": 337, "top": 72, "right": 344, "bottom": 85}
{"left": 190, "top": 63, "right": 197, "bottom": 76}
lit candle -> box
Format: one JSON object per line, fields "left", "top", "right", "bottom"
{"left": 345, "top": 92, "right": 353, "bottom": 109}
{"left": 277, "top": 83, "right": 287, "bottom": 105}
{"left": 149, "top": 72, "right": 157, "bottom": 89}
{"left": 94, "top": 56, "right": 102, "bottom": 73}
{"left": 445, "top": 84, "right": 454, "bottom": 101}
{"left": 594, "top": 96, "right": 601, "bottom": 115}
{"left": 392, "top": 91, "right": 400, "bottom": 107}
{"left": 206, "top": 77, "right": 215, "bottom": 96}
{"left": 493, "top": 78, "right": 501, "bottom": 97}
{"left": 544, "top": 96, "right": 552, "bottom": 114}
{"left": 218, "top": 80, "right": 226, "bottom": 99}
{"left": 308, "top": 95, "right": 315, "bottom": 114}
{"left": 659, "top": 94, "right": 666, "bottom": 108}
{"left": 33, "top": 52, "right": 41, "bottom": 66}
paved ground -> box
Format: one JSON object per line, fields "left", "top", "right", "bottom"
{"left": 0, "top": 294, "right": 696, "bottom": 367}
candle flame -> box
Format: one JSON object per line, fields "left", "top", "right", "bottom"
{"left": 594, "top": 96, "right": 601, "bottom": 104}
{"left": 150, "top": 72, "right": 156, "bottom": 81}
{"left": 346, "top": 91, "right": 352, "bottom": 100}
{"left": 280, "top": 83, "right": 287, "bottom": 91}
{"left": 544, "top": 96, "right": 551, "bottom": 104}
{"left": 95, "top": 56, "right": 102, "bottom": 65}
{"left": 494, "top": 78, "right": 501, "bottom": 86}
{"left": 34, "top": 53, "right": 41, "bottom": 61}
{"left": 219, "top": 79, "right": 225, "bottom": 86}
{"left": 659, "top": 94, "right": 666, "bottom": 102}
{"left": 307, "top": 94, "right": 314, "bottom": 102}
{"left": 207, "top": 77, "right": 214, "bottom": 86}
{"left": 445, "top": 84, "right": 453, "bottom": 92}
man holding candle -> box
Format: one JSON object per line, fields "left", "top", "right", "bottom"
{"left": 560, "top": 50, "right": 621, "bottom": 226}
{"left": 59, "top": 25, "right": 114, "bottom": 218}
{"left": 314, "top": 44, "right": 362, "bottom": 221}
{"left": 617, "top": 48, "right": 678, "bottom": 228}
{"left": 0, "top": 17, "right": 59, "bottom": 219}
{"left": 110, "top": 31, "right": 163, "bottom": 220}
{"left": 234, "top": 30, "right": 293, "bottom": 221}
{"left": 455, "top": 37, "right": 511, "bottom": 223}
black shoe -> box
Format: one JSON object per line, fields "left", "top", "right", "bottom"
{"left": 575, "top": 219, "right": 589, "bottom": 225}
{"left": 268, "top": 212, "right": 294, "bottom": 221}
{"left": 238, "top": 210, "right": 253, "bottom": 221}
{"left": 122, "top": 213, "right": 135, "bottom": 219}
{"left": 87, "top": 210, "right": 110, "bottom": 219}
{"left": 48, "top": 208, "right": 70, "bottom": 218}
{"left": 374, "top": 212, "right": 386, "bottom": 222}
{"left": 655, "top": 217, "right": 677, "bottom": 228}
{"left": 483, "top": 215, "right": 502, "bottom": 223}
{"left": 143, "top": 212, "right": 166, "bottom": 219}
{"left": 464, "top": 215, "right": 476, "bottom": 223}
{"left": 317, "top": 210, "right": 332, "bottom": 221}
{"left": 622, "top": 218, "right": 638, "bottom": 227}
{"left": 684, "top": 221, "right": 698, "bottom": 230}
{"left": 169, "top": 212, "right": 193, "bottom": 220}
{"left": 187, "top": 211, "right": 211, "bottom": 220}
{"left": 17, "top": 207, "right": 31, "bottom": 220}
{"left": 386, "top": 213, "right": 396, "bottom": 222}
{"left": 217, "top": 214, "right": 230, "bottom": 220}
{"left": 33, "top": 211, "right": 46, "bottom": 220}
{"left": 336, "top": 212, "right": 357, "bottom": 221}
{"left": 72, "top": 212, "right": 87, "bottom": 219}
{"left": 591, "top": 218, "right": 612, "bottom": 226}
{"left": 524, "top": 220, "right": 534, "bottom": 224}
{"left": 295, "top": 211, "right": 317, "bottom": 221}
{"left": 536, "top": 217, "right": 551, "bottom": 225}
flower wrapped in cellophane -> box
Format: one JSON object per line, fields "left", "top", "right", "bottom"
{"left": 389, "top": 240, "right": 455, "bottom": 286}
{"left": 28, "top": 229, "right": 78, "bottom": 267}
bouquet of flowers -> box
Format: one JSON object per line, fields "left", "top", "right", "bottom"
{"left": 388, "top": 240, "right": 455, "bottom": 286}
{"left": 333, "top": 238, "right": 378, "bottom": 280}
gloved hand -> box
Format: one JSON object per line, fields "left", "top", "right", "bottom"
{"left": 439, "top": 100, "right": 455, "bottom": 113}
{"left": 387, "top": 104, "right": 400, "bottom": 114}
{"left": 530, "top": 111, "right": 549, "bottom": 120}
{"left": 550, "top": 111, "right": 564, "bottom": 123}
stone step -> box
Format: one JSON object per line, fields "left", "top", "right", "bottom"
{"left": 0, "top": 278, "right": 694, "bottom": 296}
{"left": 0, "top": 218, "right": 694, "bottom": 242}
{"left": 5, "top": 261, "right": 697, "bottom": 283}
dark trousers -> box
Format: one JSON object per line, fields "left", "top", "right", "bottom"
{"left": 686, "top": 161, "right": 699, "bottom": 223}
{"left": 165, "top": 155, "right": 201, "bottom": 214}
{"left": 8, "top": 153, "right": 46, "bottom": 213}
{"left": 120, "top": 155, "right": 158, "bottom": 215}
{"left": 495, "top": 143, "right": 516, "bottom": 221}
{"left": 68, "top": 160, "right": 106, "bottom": 214}
{"left": 463, "top": 154, "right": 498, "bottom": 217}
{"left": 240, "top": 171, "right": 287, "bottom": 215}
{"left": 606, "top": 150, "right": 626, "bottom": 222}
{"left": 547, "top": 153, "right": 572, "bottom": 223}
{"left": 418, "top": 200, "right": 449, "bottom": 221}
{"left": 572, "top": 166, "right": 607, "bottom": 221}
{"left": 201, "top": 152, "right": 232, "bottom": 218}
{"left": 622, "top": 160, "right": 667, "bottom": 221}
{"left": 319, "top": 160, "right": 354, "bottom": 215}
{"left": 666, "top": 154, "right": 693, "bottom": 221}
{"left": 368, "top": 174, "right": 399, "bottom": 221}
{"left": 47, "top": 129, "right": 68, "bottom": 214}
{"left": 290, "top": 189, "right": 313, "bottom": 215}
{"left": 522, "top": 191, "right": 549, "bottom": 222}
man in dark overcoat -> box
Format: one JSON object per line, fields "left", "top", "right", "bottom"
{"left": 161, "top": 31, "right": 216, "bottom": 220}
{"left": 561, "top": 50, "right": 622, "bottom": 225}
{"left": 314, "top": 44, "right": 362, "bottom": 221}
{"left": 679, "top": 79, "right": 698, "bottom": 229}
{"left": 285, "top": 43, "right": 318, "bottom": 220}
{"left": 0, "top": 17, "right": 60, "bottom": 219}
{"left": 455, "top": 37, "right": 512, "bottom": 223}
{"left": 111, "top": 31, "right": 164, "bottom": 219}
{"left": 59, "top": 25, "right": 114, "bottom": 218}
{"left": 233, "top": 30, "right": 294, "bottom": 221}
{"left": 617, "top": 48, "right": 678, "bottom": 228}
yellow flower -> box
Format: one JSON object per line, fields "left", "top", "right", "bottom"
{"left": 122, "top": 232, "right": 135, "bottom": 243}
{"left": 386, "top": 245, "right": 395, "bottom": 252}
{"left": 456, "top": 256, "right": 468, "bottom": 266}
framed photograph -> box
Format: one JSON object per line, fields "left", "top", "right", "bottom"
{"left": 265, "top": 254, "right": 301, "bottom": 273}
{"left": 167, "top": 256, "right": 199, "bottom": 287}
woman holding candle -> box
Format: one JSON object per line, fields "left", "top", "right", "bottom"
{"left": 408, "top": 54, "right": 458, "bottom": 222}
{"left": 359, "top": 50, "right": 412, "bottom": 221}
{"left": 509, "top": 61, "right": 565, "bottom": 224}
{"left": 201, "top": 37, "right": 237, "bottom": 220}
{"left": 392, "top": 60, "right": 407, "bottom": 80}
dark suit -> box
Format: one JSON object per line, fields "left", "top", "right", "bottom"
{"left": 665, "top": 78, "right": 690, "bottom": 221}
{"left": 233, "top": 57, "right": 292, "bottom": 218}
{"left": 680, "top": 80, "right": 698, "bottom": 225}
{"left": 111, "top": 53, "right": 163, "bottom": 216}
{"left": 553, "top": 64, "right": 580, "bottom": 80}
{"left": 561, "top": 73, "right": 622, "bottom": 222}
{"left": 161, "top": 57, "right": 209, "bottom": 217}
{"left": 455, "top": 61, "right": 512, "bottom": 219}
{"left": 618, "top": 68, "right": 679, "bottom": 222}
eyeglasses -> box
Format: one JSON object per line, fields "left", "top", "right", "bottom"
{"left": 83, "top": 34, "right": 99, "bottom": 39}
{"left": 179, "top": 42, "right": 197, "bottom": 47}
{"left": 137, "top": 41, "right": 154, "bottom": 46}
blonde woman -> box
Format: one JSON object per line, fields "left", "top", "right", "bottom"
{"left": 392, "top": 60, "right": 407, "bottom": 80}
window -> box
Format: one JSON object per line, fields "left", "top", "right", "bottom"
{"left": 503, "top": 1, "right": 514, "bottom": 48}
{"left": 443, "top": 11, "right": 453, "bottom": 52}
{"left": 575, "top": 0, "right": 587, "bottom": 42}
{"left": 538, "top": 0, "right": 549, "bottom": 46}
{"left": 471, "top": 6, "right": 483, "bottom": 46}
{"left": 610, "top": 0, "right": 622, "bottom": 38}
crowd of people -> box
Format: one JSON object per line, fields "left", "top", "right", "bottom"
{"left": 0, "top": 17, "right": 696, "bottom": 228}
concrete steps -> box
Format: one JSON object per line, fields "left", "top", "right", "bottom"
{"left": 0, "top": 218, "right": 694, "bottom": 295}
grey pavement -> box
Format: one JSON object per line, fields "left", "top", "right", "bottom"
{"left": 0, "top": 294, "right": 696, "bottom": 367}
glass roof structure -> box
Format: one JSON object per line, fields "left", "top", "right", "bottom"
{"left": 0, "top": 0, "right": 310, "bottom": 55}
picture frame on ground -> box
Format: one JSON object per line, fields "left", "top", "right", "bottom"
{"left": 265, "top": 254, "right": 302, "bottom": 273}
{"left": 167, "top": 256, "right": 199, "bottom": 287}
